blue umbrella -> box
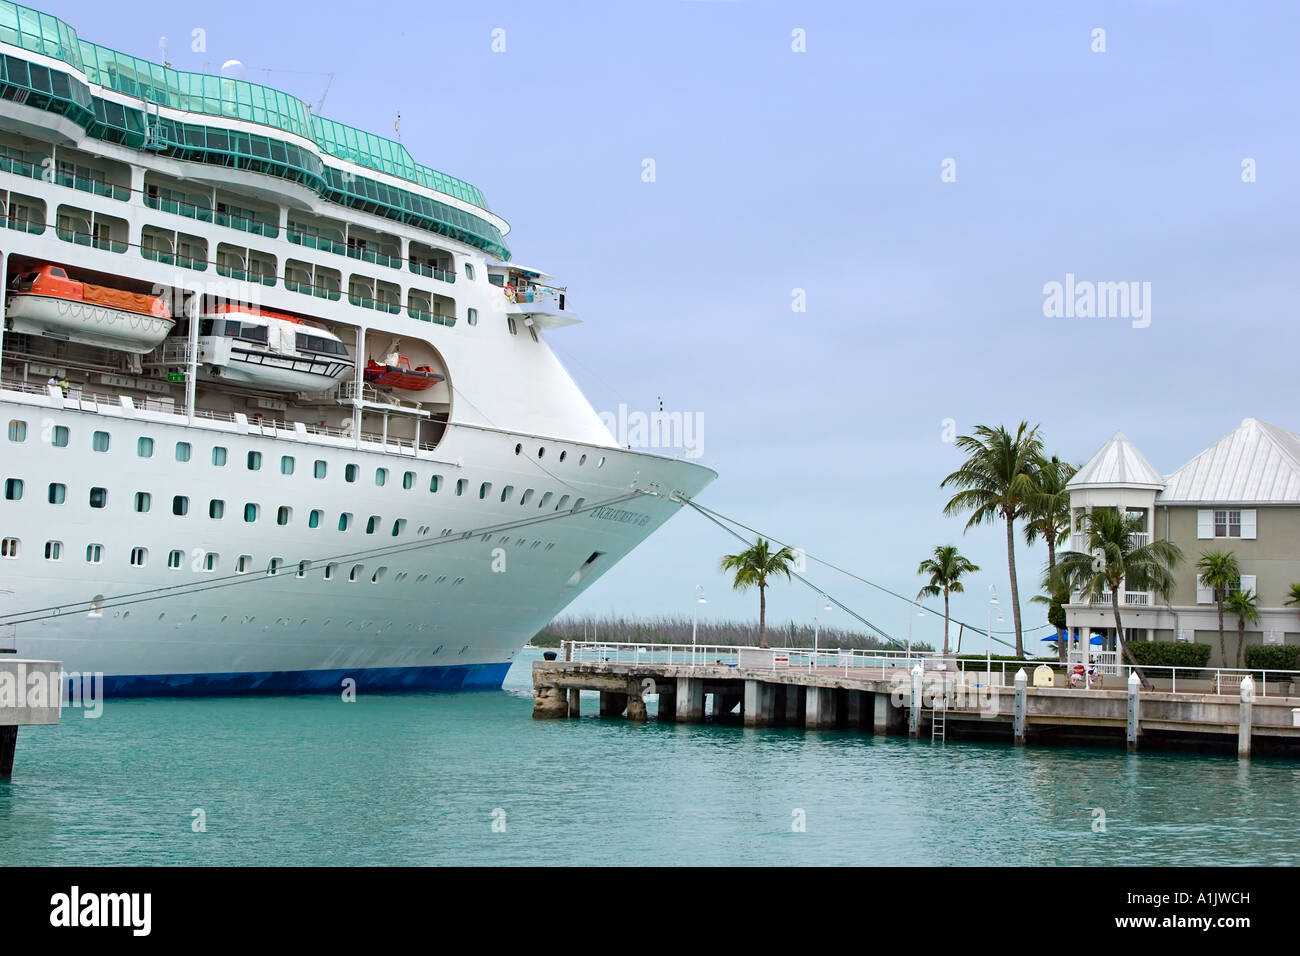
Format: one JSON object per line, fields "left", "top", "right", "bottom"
{"left": 1089, "top": 634, "right": 1105, "bottom": 645}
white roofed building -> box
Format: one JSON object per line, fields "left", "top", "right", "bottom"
{"left": 1064, "top": 418, "right": 1300, "bottom": 667}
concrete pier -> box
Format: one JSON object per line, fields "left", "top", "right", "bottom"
{"left": 676, "top": 677, "right": 704, "bottom": 722}
{"left": 532, "top": 651, "right": 1300, "bottom": 758}
{"left": 0, "top": 658, "right": 62, "bottom": 777}
{"left": 744, "top": 679, "right": 776, "bottom": 727}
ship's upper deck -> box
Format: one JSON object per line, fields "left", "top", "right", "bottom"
{"left": 0, "top": 0, "right": 510, "bottom": 259}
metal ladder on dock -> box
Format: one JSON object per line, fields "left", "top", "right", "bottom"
{"left": 930, "top": 694, "right": 948, "bottom": 742}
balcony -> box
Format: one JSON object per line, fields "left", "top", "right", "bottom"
{"left": 145, "top": 194, "right": 213, "bottom": 224}
{"left": 1092, "top": 589, "right": 1151, "bottom": 607}
{"left": 347, "top": 294, "right": 401, "bottom": 315}
{"left": 501, "top": 285, "right": 579, "bottom": 329}
{"left": 287, "top": 229, "right": 347, "bottom": 256}
{"left": 1071, "top": 531, "right": 1150, "bottom": 552}
{"left": 215, "top": 263, "right": 276, "bottom": 286}
{"left": 215, "top": 211, "right": 278, "bottom": 239}
{"left": 55, "top": 170, "right": 130, "bottom": 202}
{"left": 345, "top": 245, "right": 401, "bottom": 270}
{"left": 408, "top": 260, "right": 456, "bottom": 284}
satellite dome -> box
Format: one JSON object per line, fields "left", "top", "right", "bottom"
{"left": 220, "top": 59, "right": 246, "bottom": 80}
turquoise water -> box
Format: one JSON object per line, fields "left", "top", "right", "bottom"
{"left": 2, "top": 649, "right": 1298, "bottom": 866}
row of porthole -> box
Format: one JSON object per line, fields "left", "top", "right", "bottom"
{"left": 514, "top": 441, "right": 605, "bottom": 469}
{"left": 6, "top": 475, "right": 588, "bottom": 530}
{"left": 7, "top": 421, "right": 597, "bottom": 515}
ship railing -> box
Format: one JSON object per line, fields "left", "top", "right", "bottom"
{"left": 1, "top": 378, "right": 125, "bottom": 410}
{"left": 2, "top": 378, "right": 435, "bottom": 453}
{"left": 407, "top": 261, "right": 457, "bottom": 284}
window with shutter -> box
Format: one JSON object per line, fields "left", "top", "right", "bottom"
{"left": 1240, "top": 509, "right": 1257, "bottom": 539}
{"left": 1197, "top": 510, "right": 1213, "bottom": 539}
{"left": 1196, "top": 576, "right": 1214, "bottom": 604}
{"left": 1238, "top": 573, "right": 1257, "bottom": 596}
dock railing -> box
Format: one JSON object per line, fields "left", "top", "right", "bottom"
{"left": 556, "top": 641, "right": 1300, "bottom": 696}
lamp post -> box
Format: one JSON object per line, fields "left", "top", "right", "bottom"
{"left": 987, "top": 585, "right": 999, "bottom": 684}
{"left": 812, "top": 595, "right": 832, "bottom": 667}
{"left": 692, "top": 585, "right": 706, "bottom": 665}
{"left": 907, "top": 607, "right": 926, "bottom": 662}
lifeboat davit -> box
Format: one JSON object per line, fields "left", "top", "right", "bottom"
{"left": 364, "top": 356, "right": 444, "bottom": 391}
{"left": 5, "top": 264, "right": 173, "bottom": 354}
{"left": 191, "top": 304, "right": 353, "bottom": 393}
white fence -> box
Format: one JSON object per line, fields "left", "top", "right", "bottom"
{"left": 556, "top": 641, "right": 1300, "bottom": 697}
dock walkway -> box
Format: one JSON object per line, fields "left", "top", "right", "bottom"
{"left": 533, "top": 642, "right": 1300, "bottom": 758}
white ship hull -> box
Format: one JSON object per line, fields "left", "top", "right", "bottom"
{"left": 5, "top": 294, "right": 173, "bottom": 354}
{"left": 0, "top": 394, "right": 714, "bottom": 694}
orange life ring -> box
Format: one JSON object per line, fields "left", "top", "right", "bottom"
{"left": 504, "top": 284, "right": 515, "bottom": 299}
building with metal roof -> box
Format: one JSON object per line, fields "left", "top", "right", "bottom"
{"left": 1062, "top": 418, "right": 1300, "bottom": 669}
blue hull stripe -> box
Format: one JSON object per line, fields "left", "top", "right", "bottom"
{"left": 94, "top": 662, "right": 511, "bottom": 698}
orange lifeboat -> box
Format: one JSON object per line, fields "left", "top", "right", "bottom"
{"left": 364, "top": 355, "right": 444, "bottom": 391}
{"left": 5, "top": 264, "right": 173, "bottom": 353}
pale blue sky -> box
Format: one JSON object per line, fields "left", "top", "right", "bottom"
{"left": 52, "top": 0, "right": 1300, "bottom": 648}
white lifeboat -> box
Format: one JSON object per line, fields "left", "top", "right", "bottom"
{"left": 187, "top": 305, "right": 352, "bottom": 393}
{"left": 5, "top": 264, "right": 174, "bottom": 354}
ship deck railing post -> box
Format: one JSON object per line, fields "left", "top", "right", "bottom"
{"left": 185, "top": 289, "right": 199, "bottom": 423}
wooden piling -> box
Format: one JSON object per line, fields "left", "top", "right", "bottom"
{"left": 0, "top": 725, "right": 16, "bottom": 778}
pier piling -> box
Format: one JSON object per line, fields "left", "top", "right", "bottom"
{"left": 0, "top": 725, "right": 16, "bottom": 777}
{"left": 908, "top": 666, "right": 922, "bottom": 738}
{"left": 626, "top": 683, "right": 648, "bottom": 722}
{"left": 1013, "top": 669, "right": 1027, "bottom": 746}
{"left": 1127, "top": 671, "right": 1140, "bottom": 752}
{"left": 1238, "top": 676, "right": 1254, "bottom": 758}
{"left": 0, "top": 659, "right": 63, "bottom": 776}
{"left": 744, "top": 679, "right": 775, "bottom": 727}
{"left": 676, "top": 677, "right": 704, "bottom": 723}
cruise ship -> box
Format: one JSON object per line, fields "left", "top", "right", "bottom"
{"left": 0, "top": 3, "right": 716, "bottom": 694}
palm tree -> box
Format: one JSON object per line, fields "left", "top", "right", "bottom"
{"left": 941, "top": 422, "right": 1044, "bottom": 657}
{"left": 1225, "top": 589, "right": 1258, "bottom": 670}
{"left": 1195, "top": 550, "right": 1241, "bottom": 668}
{"left": 916, "top": 545, "right": 980, "bottom": 656}
{"left": 1284, "top": 583, "right": 1300, "bottom": 629}
{"left": 719, "top": 538, "right": 797, "bottom": 649}
{"left": 1053, "top": 508, "right": 1183, "bottom": 688}
{"left": 1024, "top": 454, "right": 1079, "bottom": 662}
